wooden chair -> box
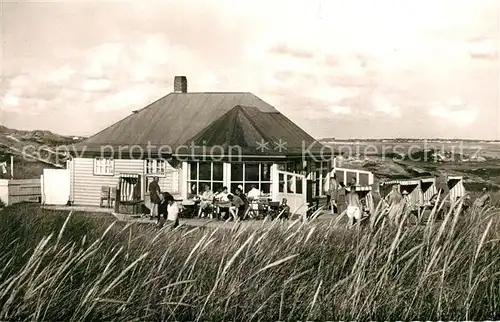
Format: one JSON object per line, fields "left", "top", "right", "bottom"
{"left": 246, "top": 198, "right": 259, "bottom": 219}
{"left": 100, "top": 186, "right": 110, "bottom": 208}
{"left": 238, "top": 204, "right": 250, "bottom": 221}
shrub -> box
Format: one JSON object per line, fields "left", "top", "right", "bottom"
{"left": 0, "top": 202, "right": 499, "bottom": 320}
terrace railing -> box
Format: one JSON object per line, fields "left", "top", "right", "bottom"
{"left": 272, "top": 169, "right": 307, "bottom": 216}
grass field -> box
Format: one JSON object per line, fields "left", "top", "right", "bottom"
{"left": 0, "top": 202, "right": 499, "bottom": 320}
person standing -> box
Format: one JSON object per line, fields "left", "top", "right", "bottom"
{"left": 149, "top": 176, "right": 161, "bottom": 220}
{"left": 329, "top": 174, "right": 339, "bottom": 214}
{"left": 386, "top": 185, "right": 403, "bottom": 205}
{"left": 345, "top": 184, "right": 362, "bottom": 228}
{"left": 337, "top": 182, "right": 347, "bottom": 216}
{"left": 386, "top": 185, "right": 404, "bottom": 225}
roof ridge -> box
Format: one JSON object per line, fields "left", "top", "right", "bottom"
{"left": 183, "top": 105, "right": 238, "bottom": 146}
{"left": 72, "top": 92, "right": 323, "bottom": 153}
{"left": 238, "top": 106, "right": 275, "bottom": 144}
{"left": 226, "top": 105, "right": 242, "bottom": 147}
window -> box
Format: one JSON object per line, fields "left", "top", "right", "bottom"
{"left": 277, "top": 161, "right": 303, "bottom": 174}
{"left": 188, "top": 162, "right": 224, "bottom": 195}
{"left": 346, "top": 171, "right": 356, "bottom": 185}
{"left": 145, "top": 159, "right": 167, "bottom": 176}
{"left": 279, "top": 173, "right": 285, "bottom": 193}
{"left": 230, "top": 163, "right": 272, "bottom": 194}
{"left": 335, "top": 170, "right": 345, "bottom": 184}
{"left": 335, "top": 169, "right": 368, "bottom": 186}
{"left": 94, "top": 158, "right": 114, "bottom": 175}
{"left": 296, "top": 177, "right": 303, "bottom": 194}
{"left": 277, "top": 172, "right": 303, "bottom": 194}
{"left": 314, "top": 161, "right": 330, "bottom": 197}
{"left": 359, "top": 173, "right": 369, "bottom": 186}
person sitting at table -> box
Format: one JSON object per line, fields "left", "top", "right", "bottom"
{"left": 157, "top": 192, "right": 169, "bottom": 228}
{"left": 227, "top": 194, "right": 245, "bottom": 220}
{"left": 213, "top": 187, "right": 223, "bottom": 199}
{"left": 215, "top": 186, "right": 231, "bottom": 219}
{"left": 247, "top": 185, "right": 261, "bottom": 200}
{"left": 235, "top": 188, "right": 249, "bottom": 206}
{"left": 235, "top": 188, "right": 252, "bottom": 219}
{"left": 215, "top": 186, "right": 231, "bottom": 202}
{"left": 166, "top": 195, "right": 180, "bottom": 228}
{"left": 198, "top": 184, "right": 214, "bottom": 218}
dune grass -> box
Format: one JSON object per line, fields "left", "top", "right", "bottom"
{"left": 0, "top": 201, "right": 499, "bottom": 321}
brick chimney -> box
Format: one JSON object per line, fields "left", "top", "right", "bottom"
{"left": 174, "top": 76, "right": 187, "bottom": 93}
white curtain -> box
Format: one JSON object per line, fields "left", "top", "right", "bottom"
{"left": 288, "top": 176, "right": 296, "bottom": 193}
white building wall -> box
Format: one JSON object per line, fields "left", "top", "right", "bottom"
{"left": 71, "top": 158, "right": 181, "bottom": 206}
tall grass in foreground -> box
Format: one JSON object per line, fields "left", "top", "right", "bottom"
{"left": 0, "top": 201, "right": 499, "bottom": 321}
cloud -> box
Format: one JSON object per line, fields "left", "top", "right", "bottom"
{"left": 2, "top": 94, "right": 19, "bottom": 108}
{"left": 82, "top": 42, "right": 125, "bottom": 78}
{"left": 468, "top": 38, "right": 498, "bottom": 60}
{"left": 428, "top": 100, "right": 479, "bottom": 126}
{"left": 268, "top": 43, "right": 314, "bottom": 59}
{"left": 81, "top": 78, "right": 111, "bottom": 92}
{"left": 45, "top": 65, "right": 77, "bottom": 84}
{"left": 330, "top": 105, "right": 352, "bottom": 115}
{"left": 93, "top": 86, "right": 156, "bottom": 112}
{"left": 372, "top": 95, "right": 402, "bottom": 118}
{"left": 8, "top": 74, "right": 31, "bottom": 87}
{"left": 1, "top": 0, "right": 498, "bottom": 139}
{"left": 309, "top": 85, "right": 361, "bottom": 104}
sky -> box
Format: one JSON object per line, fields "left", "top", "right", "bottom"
{"left": 0, "top": 0, "right": 499, "bottom": 140}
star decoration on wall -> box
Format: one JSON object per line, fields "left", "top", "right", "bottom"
{"left": 256, "top": 139, "right": 270, "bottom": 152}
{"left": 274, "top": 139, "right": 287, "bottom": 152}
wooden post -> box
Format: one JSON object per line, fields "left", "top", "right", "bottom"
{"left": 114, "top": 186, "right": 120, "bottom": 213}
{"left": 10, "top": 156, "right": 14, "bottom": 179}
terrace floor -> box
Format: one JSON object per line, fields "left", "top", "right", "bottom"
{"left": 41, "top": 205, "right": 334, "bottom": 229}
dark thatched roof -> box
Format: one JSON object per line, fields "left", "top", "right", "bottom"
{"left": 72, "top": 92, "right": 327, "bottom": 158}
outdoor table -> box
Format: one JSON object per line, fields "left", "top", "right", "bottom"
{"left": 250, "top": 198, "right": 271, "bottom": 218}
{"left": 180, "top": 198, "right": 199, "bottom": 218}
{"left": 266, "top": 201, "right": 280, "bottom": 218}
{"left": 216, "top": 201, "right": 232, "bottom": 220}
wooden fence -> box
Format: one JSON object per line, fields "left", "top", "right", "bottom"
{"left": 0, "top": 179, "right": 41, "bottom": 206}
